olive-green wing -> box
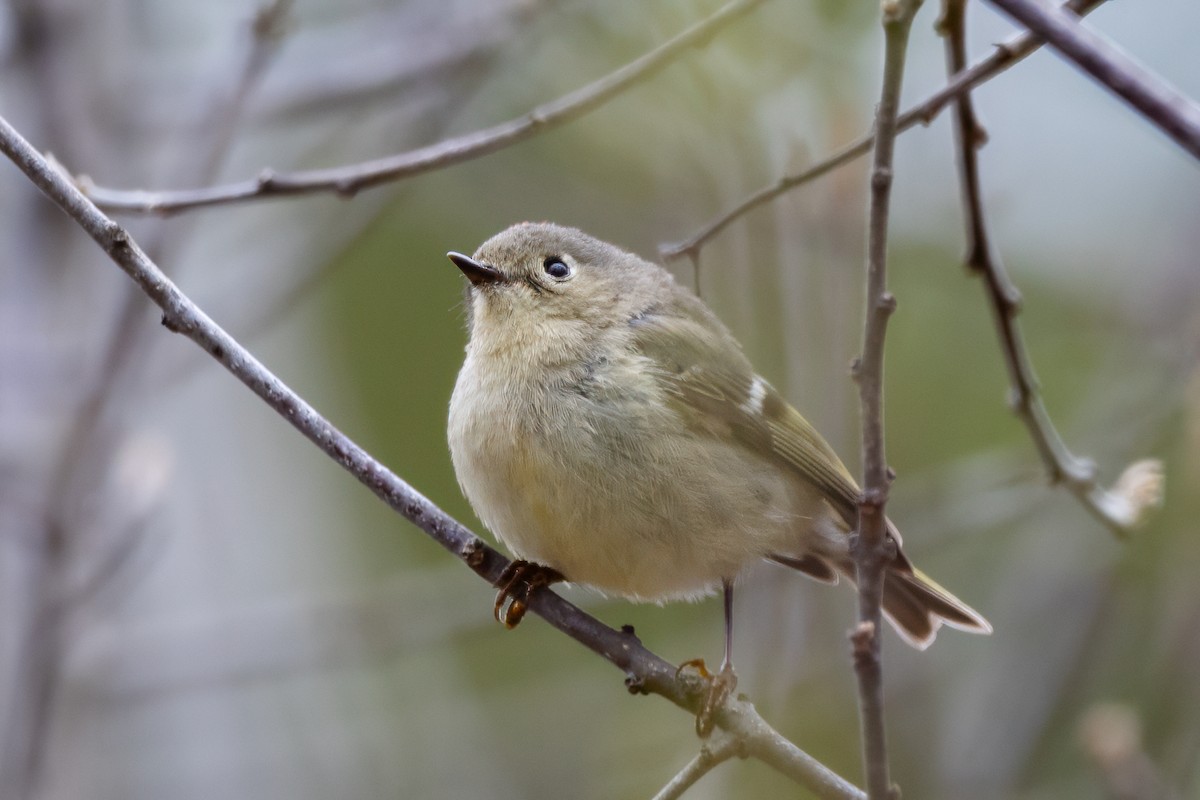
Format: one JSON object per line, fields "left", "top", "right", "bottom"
{"left": 629, "top": 297, "right": 992, "bottom": 643}
{"left": 628, "top": 300, "right": 861, "bottom": 526}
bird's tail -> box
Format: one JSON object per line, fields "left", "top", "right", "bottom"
{"left": 881, "top": 565, "right": 992, "bottom": 650}
{"left": 770, "top": 548, "right": 992, "bottom": 650}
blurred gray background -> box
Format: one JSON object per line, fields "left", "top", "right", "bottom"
{"left": 1, "top": 0, "right": 1197, "bottom": 798}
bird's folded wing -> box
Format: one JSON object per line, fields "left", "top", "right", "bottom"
{"left": 629, "top": 304, "right": 862, "bottom": 527}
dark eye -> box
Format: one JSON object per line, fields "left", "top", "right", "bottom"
{"left": 543, "top": 257, "right": 571, "bottom": 280}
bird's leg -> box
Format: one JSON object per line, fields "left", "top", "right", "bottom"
{"left": 493, "top": 559, "right": 564, "bottom": 629}
{"left": 679, "top": 579, "right": 739, "bottom": 737}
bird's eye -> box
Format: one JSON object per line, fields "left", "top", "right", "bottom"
{"left": 543, "top": 257, "right": 572, "bottom": 280}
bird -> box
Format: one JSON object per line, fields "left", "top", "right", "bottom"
{"left": 445, "top": 221, "right": 990, "bottom": 732}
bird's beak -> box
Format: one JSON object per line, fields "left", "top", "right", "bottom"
{"left": 447, "top": 252, "right": 505, "bottom": 286}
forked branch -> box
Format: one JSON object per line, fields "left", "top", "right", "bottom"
{"left": 659, "top": 0, "right": 1109, "bottom": 262}
{"left": 986, "top": 0, "right": 1200, "bottom": 160}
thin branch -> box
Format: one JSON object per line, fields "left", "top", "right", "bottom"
{"left": 188, "top": 0, "right": 295, "bottom": 191}
{"left": 659, "top": 0, "right": 1109, "bottom": 262}
{"left": 986, "top": 0, "right": 1200, "bottom": 161}
{"left": 939, "top": 0, "right": 1163, "bottom": 537}
{"left": 77, "top": 0, "right": 768, "bottom": 215}
{"left": 0, "top": 113, "right": 864, "bottom": 800}
{"left": 650, "top": 729, "right": 743, "bottom": 800}
{"left": 852, "top": 0, "right": 924, "bottom": 797}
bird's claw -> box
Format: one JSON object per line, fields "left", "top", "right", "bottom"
{"left": 677, "top": 658, "right": 738, "bottom": 737}
{"left": 493, "top": 560, "right": 563, "bottom": 628}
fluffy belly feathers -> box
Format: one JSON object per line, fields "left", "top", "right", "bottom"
{"left": 449, "top": 359, "right": 812, "bottom": 601}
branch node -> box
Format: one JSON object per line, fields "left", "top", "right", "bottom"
{"left": 624, "top": 672, "right": 648, "bottom": 695}
{"left": 849, "top": 356, "right": 863, "bottom": 381}
{"left": 1002, "top": 286, "right": 1023, "bottom": 315}
{"left": 970, "top": 121, "right": 990, "bottom": 149}
{"left": 876, "top": 291, "right": 897, "bottom": 315}
{"left": 870, "top": 166, "right": 893, "bottom": 193}
{"left": 257, "top": 168, "right": 277, "bottom": 188}
{"left": 160, "top": 311, "right": 185, "bottom": 334}
{"left": 860, "top": 486, "right": 888, "bottom": 510}
{"left": 850, "top": 621, "right": 876, "bottom": 658}
{"left": 460, "top": 537, "right": 486, "bottom": 568}
{"left": 1005, "top": 386, "right": 1027, "bottom": 414}
{"left": 993, "top": 41, "right": 1016, "bottom": 60}
{"left": 104, "top": 221, "right": 130, "bottom": 250}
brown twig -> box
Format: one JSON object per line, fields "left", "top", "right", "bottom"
{"left": 0, "top": 113, "right": 865, "bottom": 800}
{"left": 852, "top": 1, "right": 923, "bottom": 798}
{"left": 659, "top": 0, "right": 1109, "bottom": 262}
{"left": 938, "top": 0, "right": 1163, "bottom": 537}
{"left": 986, "top": 0, "right": 1200, "bottom": 161}
{"left": 77, "top": 0, "right": 768, "bottom": 215}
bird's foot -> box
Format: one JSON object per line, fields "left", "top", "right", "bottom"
{"left": 493, "top": 560, "right": 564, "bottom": 629}
{"left": 677, "top": 658, "right": 738, "bottom": 737}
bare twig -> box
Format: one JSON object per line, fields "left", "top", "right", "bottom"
{"left": 78, "top": 0, "right": 767, "bottom": 215}
{"left": 0, "top": 113, "right": 864, "bottom": 800}
{"left": 852, "top": 0, "right": 924, "bottom": 797}
{"left": 651, "top": 729, "right": 743, "bottom": 800}
{"left": 659, "top": 0, "right": 1109, "bottom": 262}
{"left": 986, "top": 0, "right": 1200, "bottom": 161}
{"left": 938, "top": 0, "right": 1163, "bottom": 537}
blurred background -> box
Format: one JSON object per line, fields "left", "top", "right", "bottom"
{"left": 1, "top": 0, "right": 1197, "bottom": 798}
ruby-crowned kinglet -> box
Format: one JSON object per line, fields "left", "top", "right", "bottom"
{"left": 446, "top": 222, "right": 990, "bottom": 709}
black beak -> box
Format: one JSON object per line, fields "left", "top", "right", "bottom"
{"left": 447, "top": 252, "right": 505, "bottom": 286}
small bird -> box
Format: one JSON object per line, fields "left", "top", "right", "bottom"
{"left": 446, "top": 222, "right": 990, "bottom": 730}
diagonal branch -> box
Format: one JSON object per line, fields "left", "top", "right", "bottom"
{"left": 0, "top": 113, "right": 864, "bottom": 800}
{"left": 650, "top": 729, "right": 743, "bottom": 800}
{"left": 939, "top": 0, "right": 1163, "bottom": 537}
{"left": 986, "top": 0, "right": 1200, "bottom": 160}
{"left": 659, "top": 0, "right": 1109, "bottom": 262}
{"left": 852, "top": 1, "right": 924, "bottom": 798}
{"left": 77, "top": 0, "right": 768, "bottom": 215}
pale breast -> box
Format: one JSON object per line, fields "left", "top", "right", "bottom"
{"left": 448, "top": 350, "right": 820, "bottom": 602}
